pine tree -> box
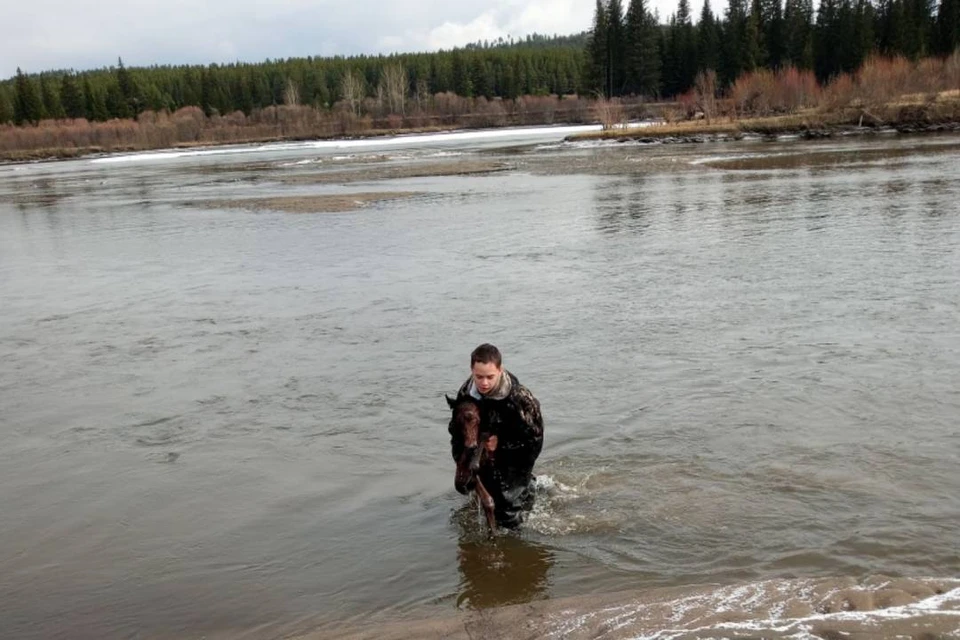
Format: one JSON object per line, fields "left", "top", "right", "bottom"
{"left": 876, "top": 0, "right": 907, "bottom": 53}
{"left": 746, "top": 0, "right": 768, "bottom": 71}
{"left": 83, "top": 77, "right": 109, "bottom": 121}
{"left": 13, "top": 68, "right": 44, "bottom": 125}
{"left": 0, "top": 86, "right": 14, "bottom": 124}
{"left": 814, "top": 0, "right": 854, "bottom": 79}
{"left": 762, "top": 0, "right": 786, "bottom": 68}
{"left": 586, "top": 0, "right": 611, "bottom": 96}
{"left": 722, "top": 0, "right": 750, "bottom": 84}
{"left": 608, "top": 0, "right": 627, "bottom": 94}
{"left": 625, "top": 0, "right": 662, "bottom": 95}
{"left": 853, "top": 0, "right": 877, "bottom": 68}
{"left": 784, "top": 0, "right": 816, "bottom": 68}
{"left": 40, "top": 74, "right": 64, "bottom": 119}
{"left": 697, "top": 0, "right": 721, "bottom": 72}
{"left": 662, "top": 17, "right": 680, "bottom": 94}
{"left": 60, "top": 73, "right": 86, "bottom": 118}
{"left": 937, "top": 0, "right": 960, "bottom": 52}
{"left": 116, "top": 58, "right": 143, "bottom": 116}
{"left": 676, "top": 0, "right": 698, "bottom": 90}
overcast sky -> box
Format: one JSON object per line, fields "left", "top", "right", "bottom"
{"left": 3, "top": 0, "right": 726, "bottom": 80}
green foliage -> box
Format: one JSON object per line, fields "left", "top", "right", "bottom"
{"left": 698, "top": 0, "right": 722, "bottom": 73}
{"left": 625, "top": 0, "right": 662, "bottom": 96}
{"left": 60, "top": 73, "right": 85, "bottom": 118}
{"left": 0, "top": 85, "right": 14, "bottom": 123}
{"left": 14, "top": 68, "right": 44, "bottom": 125}
{"left": 0, "top": 0, "right": 953, "bottom": 124}
{"left": 937, "top": 0, "right": 960, "bottom": 52}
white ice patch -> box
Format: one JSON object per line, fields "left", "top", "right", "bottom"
{"left": 88, "top": 124, "right": 606, "bottom": 165}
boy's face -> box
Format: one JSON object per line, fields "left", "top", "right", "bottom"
{"left": 471, "top": 361, "right": 502, "bottom": 395}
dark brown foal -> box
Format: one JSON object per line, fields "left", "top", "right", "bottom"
{"left": 447, "top": 396, "right": 497, "bottom": 533}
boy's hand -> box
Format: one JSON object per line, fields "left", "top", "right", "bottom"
{"left": 485, "top": 435, "right": 498, "bottom": 452}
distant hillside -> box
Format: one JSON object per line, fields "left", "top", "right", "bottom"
{"left": 462, "top": 32, "right": 591, "bottom": 51}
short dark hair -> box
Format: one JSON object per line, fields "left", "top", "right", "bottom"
{"left": 471, "top": 343, "right": 502, "bottom": 367}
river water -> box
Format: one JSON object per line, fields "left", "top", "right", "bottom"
{"left": 1, "top": 128, "right": 959, "bottom": 639}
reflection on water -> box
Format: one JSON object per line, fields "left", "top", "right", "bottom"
{"left": 1, "top": 132, "right": 960, "bottom": 639}
{"left": 454, "top": 512, "right": 554, "bottom": 610}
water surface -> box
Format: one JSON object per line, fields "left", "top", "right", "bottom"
{"left": 2, "top": 130, "right": 959, "bottom": 639}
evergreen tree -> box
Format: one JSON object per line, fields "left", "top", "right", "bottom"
{"left": 586, "top": 0, "right": 611, "bottom": 96}
{"left": 116, "top": 58, "right": 143, "bottom": 116}
{"left": 0, "top": 86, "right": 14, "bottom": 124}
{"left": 60, "top": 73, "right": 86, "bottom": 118}
{"left": 661, "top": 18, "right": 680, "bottom": 94}
{"left": 608, "top": 0, "right": 628, "bottom": 94}
{"left": 721, "top": 0, "right": 751, "bottom": 84}
{"left": 762, "top": 0, "right": 786, "bottom": 68}
{"left": 13, "top": 68, "right": 44, "bottom": 125}
{"left": 625, "top": 0, "right": 662, "bottom": 95}
{"left": 697, "top": 0, "right": 722, "bottom": 72}
{"left": 105, "top": 81, "right": 128, "bottom": 119}
{"left": 903, "top": 0, "right": 937, "bottom": 57}
{"left": 673, "top": 0, "right": 698, "bottom": 91}
{"left": 853, "top": 0, "right": 877, "bottom": 68}
{"left": 83, "top": 77, "right": 109, "bottom": 121}
{"left": 876, "top": 0, "right": 908, "bottom": 53}
{"left": 746, "top": 0, "right": 768, "bottom": 71}
{"left": 814, "top": 0, "right": 862, "bottom": 79}
{"left": 40, "top": 74, "right": 64, "bottom": 119}
{"left": 937, "top": 0, "right": 960, "bottom": 52}
{"left": 784, "top": 0, "right": 816, "bottom": 67}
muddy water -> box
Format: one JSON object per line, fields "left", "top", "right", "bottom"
{"left": 1, "top": 130, "right": 959, "bottom": 639}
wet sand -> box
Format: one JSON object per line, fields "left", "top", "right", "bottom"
{"left": 185, "top": 192, "right": 423, "bottom": 213}
{"left": 279, "top": 159, "right": 513, "bottom": 184}
{"left": 307, "top": 576, "right": 960, "bottom": 640}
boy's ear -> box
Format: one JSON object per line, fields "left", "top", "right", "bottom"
{"left": 445, "top": 394, "right": 457, "bottom": 409}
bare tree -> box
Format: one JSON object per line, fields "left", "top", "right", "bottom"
{"left": 284, "top": 78, "right": 300, "bottom": 106}
{"left": 340, "top": 70, "right": 365, "bottom": 117}
{"left": 414, "top": 78, "right": 431, "bottom": 113}
{"left": 694, "top": 69, "right": 717, "bottom": 123}
{"left": 381, "top": 64, "right": 408, "bottom": 115}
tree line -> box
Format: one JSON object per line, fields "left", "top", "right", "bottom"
{"left": 588, "top": 0, "right": 960, "bottom": 98}
{"left": 1, "top": 0, "right": 959, "bottom": 127}
{"left": 0, "top": 46, "right": 585, "bottom": 126}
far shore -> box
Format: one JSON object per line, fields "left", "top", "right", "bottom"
{"left": 568, "top": 95, "right": 960, "bottom": 144}
{"left": 0, "top": 124, "right": 514, "bottom": 165}
{"left": 2, "top": 91, "right": 959, "bottom": 166}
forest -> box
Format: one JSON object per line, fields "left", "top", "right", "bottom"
{"left": 0, "top": 0, "right": 958, "bottom": 158}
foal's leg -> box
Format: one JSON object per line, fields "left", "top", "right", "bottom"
{"left": 473, "top": 478, "right": 498, "bottom": 534}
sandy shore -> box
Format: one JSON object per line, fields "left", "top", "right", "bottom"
{"left": 278, "top": 160, "right": 513, "bottom": 185}
{"left": 302, "top": 576, "right": 960, "bottom": 640}
{"left": 186, "top": 192, "right": 423, "bottom": 214}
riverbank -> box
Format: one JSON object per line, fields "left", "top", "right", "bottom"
{"left": 0, "top": 124, "right": 503, "bottom": 164}
{"left": 569, "top": 93, "right": 960, "bottom": 144}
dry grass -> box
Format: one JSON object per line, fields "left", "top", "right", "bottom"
{"left": 572, "top": 53, "right": 960, "bottom": 143}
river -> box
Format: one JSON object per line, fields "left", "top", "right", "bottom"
{"left": 2, "top": 127, "right": 959, "bottom": 639}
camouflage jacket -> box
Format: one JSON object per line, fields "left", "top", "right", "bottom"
{"left": 454, "top": 371, "right": 544, "bottom": 484}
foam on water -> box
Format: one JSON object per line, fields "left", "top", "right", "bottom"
{"left": 542, "top": 577, "right": 960, "bottom": 640}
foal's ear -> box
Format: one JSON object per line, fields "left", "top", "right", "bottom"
{"left": 445, "top": 394, "right": 458, "bottom": 409}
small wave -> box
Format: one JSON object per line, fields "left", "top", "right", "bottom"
{"left": 524, "top": 473, "right": 622, "bottom": 536}
{"left": 543, "top": 576, "right": 960, "bottom": 639}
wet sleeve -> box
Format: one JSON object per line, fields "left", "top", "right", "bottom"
{"left": 507, "top": 387, "right": 544, "bottom": 458}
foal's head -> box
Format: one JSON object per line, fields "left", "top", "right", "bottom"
{"left": 447, "top": 395, "right": 485, "bottom": 494}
